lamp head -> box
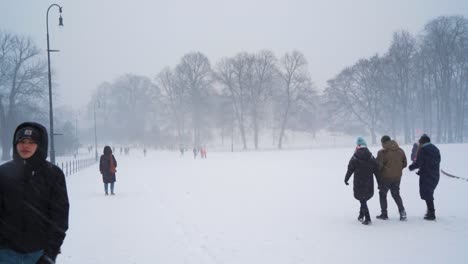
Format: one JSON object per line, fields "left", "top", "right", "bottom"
{"left": 58, "top": 6, "right": 63, "bottom": 26}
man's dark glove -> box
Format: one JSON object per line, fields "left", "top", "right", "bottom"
{"left": 37, "top": 254, "right": 56, "bottom": 264}
{"left": 344, "top": 180, "right": 349, "bottom": 186}
{"left": 409, "top": 164, "right": 416, "bottom": 171}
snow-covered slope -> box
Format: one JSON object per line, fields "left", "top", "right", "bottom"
{"left": 60, "top": 144, "right": 468, "bottom": 264}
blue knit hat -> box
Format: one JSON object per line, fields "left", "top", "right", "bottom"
{"left": 356, "top": 137, "right": 367, "bottom": 147}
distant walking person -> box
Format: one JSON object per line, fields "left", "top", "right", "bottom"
{"left": 375, "top": 135, "right": 408, "bottom": 221}
{"left": 409, "top": 134, "right": 441, "bottom": 220}
{"left": 344, "top": 137, "right": 380, "bottom": 225}
{"left": 193, "top": 147, "right": 198, "bottom": 159}
{"left": 200, "top": 146, "right": 207, "bottom": 159}
{"left": 410, "top": 142, "right": 419, "bottom": 163}
{"left": 0, "top": 122, "right": 69, "bottom": 263}
{"left": 100, "top": 146, "right": 117, "bottom": 195}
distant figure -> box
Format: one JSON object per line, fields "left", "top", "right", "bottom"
{"left": 410, "top": 142, "right": 419, "bottom": 163}
{"left": 344, "top": 137, "right": 380, "bottom": 225}
{"left": 120, "top": 147, "right": 123, "bottom": 155}
{"left": 409, "top": 134, "right": 441, "bottom": 220}
{"left": 193, "top": 147, "right": 198, "bottom": 159}
{"left": 180, "top": 145, "right": 185, "bottom": 156}
{"left": 200, "top": 146, "right": 207, "bottom": 159}
{"left": 0, "top": 122, "right": 69, "bottom": 263}
{"left": 143, "top": 147, "right": 147, "bottom": 157}
{"left": 100, "top": 146, "right": 117, "bottom": 195}
{"left": 376, "top": 135, "right": 407, "bottom": 221}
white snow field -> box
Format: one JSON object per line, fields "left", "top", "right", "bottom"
{"left": 60, "top": 144, "right": 468, "bottom": 264}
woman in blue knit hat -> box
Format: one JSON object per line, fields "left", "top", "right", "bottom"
{"left": 345, "top": 137, "right": 381, "bottom": 225}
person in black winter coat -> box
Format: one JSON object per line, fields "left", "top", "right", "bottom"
{"left": 100, "top": 146, "right": 117, "bottom": 195}
{"left": 409, "top": 134, "right": 441, "bottom": 220}
{"left": 345, "top": 137, "right": 381, "bottom": 225}
{"left": 0, "top": 122, "right": 69, "bottom": 264}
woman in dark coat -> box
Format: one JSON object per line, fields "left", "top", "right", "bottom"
{"left": 100, "top": 146, "right": 117, "bottom": 195}
{"left": 345, "top": 137, "right": 381, "bottom": 225}
{"left": 409, "top": 134, "right": 440, "bottom": 220}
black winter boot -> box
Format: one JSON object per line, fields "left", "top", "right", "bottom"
{"left": 376, "top": 211, "right": 388, "bottom": 220}
{"left": 358, "top": 210, "right": 364, "bottom": 222}
{"left": 424, "top": 210, "right": 436, "bottom": 220}
{"left": 399, "top": 210, "right": 407, "bottom": 221}
{"left": 362, "top": 211, "right": 371, "bottom": 225}
{"left": 424, "top": 200, "right": 436, "bottom": 220}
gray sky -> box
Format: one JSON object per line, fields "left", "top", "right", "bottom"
{"left": 1, "top": 0, "right": 468, "bottom": 110}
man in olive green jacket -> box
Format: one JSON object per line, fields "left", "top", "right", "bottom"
{"left": 376, "top": 135, "right": 408, "bottom": 221}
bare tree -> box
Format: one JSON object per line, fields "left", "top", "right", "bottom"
{"left": 250, "top": 50, "right": 277, "bottom": 150}
{"left": 324, "top": 55, "right": 385, "bottom": 144}
{"left": 386, "top": 30, "right": 417, "bottom": 143}
{"left": 175, "top": 52, "right": 212, "bottom": 147}
{"left": 422, "top": 16, "right": 468, "bottom": 142}
{"left": 215, "top": 53, "right": 255, "bottom": 150}
{"left": 0, "top": 33, "right": 47, "bottom": 160}
{"left": 156, "top": 67, "right": 188, "bottom": 144}
{"left": 276, "top": 50, "right": 313, "bottom": 149}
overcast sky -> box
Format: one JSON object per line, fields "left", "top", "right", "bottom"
{"left": 1, "top": 0, "right": 468, "bottom": 110}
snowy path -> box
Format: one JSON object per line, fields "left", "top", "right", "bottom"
{"left": 60, "top": 145, "right": 468, "bottom": 263}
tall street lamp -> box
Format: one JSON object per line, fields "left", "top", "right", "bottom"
{"left": 46, "top": 4, "right": 63, "bottom": 165}
{"left": 94, "top": 100, "right": 99, "bottom": 161}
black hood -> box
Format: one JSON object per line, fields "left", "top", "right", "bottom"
{"left": 12, "top": 122, "right": 49, "bottom": 166}
{"left": 354, "top": 147, "right": 372, "bottom": 161}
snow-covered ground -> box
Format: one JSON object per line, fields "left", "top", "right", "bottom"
{"left": 60, "top": 143, "right": 468, "bottom": 264}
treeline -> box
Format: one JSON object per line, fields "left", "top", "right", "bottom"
{"left": 324, "top": 16, "right": 468, "bottom": 144}
{"left": 1, "top": 15, "right": 468, "bottom": 159}
{"left": 87, "top": 50, "right": 319, "bottom": 150}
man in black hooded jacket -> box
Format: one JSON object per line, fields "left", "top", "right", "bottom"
{"left": 0, "top": 122, "right": 69, "bottom": 263}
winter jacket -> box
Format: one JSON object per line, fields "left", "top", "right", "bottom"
{"left": 409, "top": 143, "right": 441, "bottom": 200}
{"left": 0, "top": 122, "right": 69, "bottom": 260}
{"left": 376, "top": 140, "right": 407, "bottom": 183}
{"left": 100, "top": 153, "right": 117, "bottom": 184}
{"left": 410, "top": 143, "right": 419, "bottom": 162}
{"left": 345, "top": 147, "right": 380, "bottom": 201}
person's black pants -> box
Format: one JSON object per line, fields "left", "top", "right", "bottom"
{"left": 360, "top": 200, "right": 369, "bottom": 212}
{"left": 379, "top": 180, "right": 405, "bottom": 213}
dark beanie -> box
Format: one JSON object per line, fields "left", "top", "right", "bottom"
{"left": 419, "top": 134, "right": 431, "bottom": 144}
{"left": 15, "top": 126, "right": 41, "bottom": 144}
{"left": 381, "top": 135, "right": 391, "bottom": 144}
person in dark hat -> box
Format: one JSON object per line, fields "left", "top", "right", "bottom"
{"left": 0, "top": 122, "right": 69, "bottom": 263}
{"left": 375, "top": 135, "right": 408, "bottom": 221}
{"left": 100, "top": 145, "right": 117, "bottom": 195}
{"left": 409, "top": 134, "right": 441, "bottom": 220}
{"left": 344, "top": 137, "right": 381, "bottom": 225}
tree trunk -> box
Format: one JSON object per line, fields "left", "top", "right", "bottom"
{"left": 277, "top": 104, "right": 290, "bottom": 149}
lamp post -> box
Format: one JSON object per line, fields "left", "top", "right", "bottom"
{"left": 46, "top": 4, "right": 63, "bottom": 165}
{"left": 94, "top": 101, "right": 99, "bottom": 161}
